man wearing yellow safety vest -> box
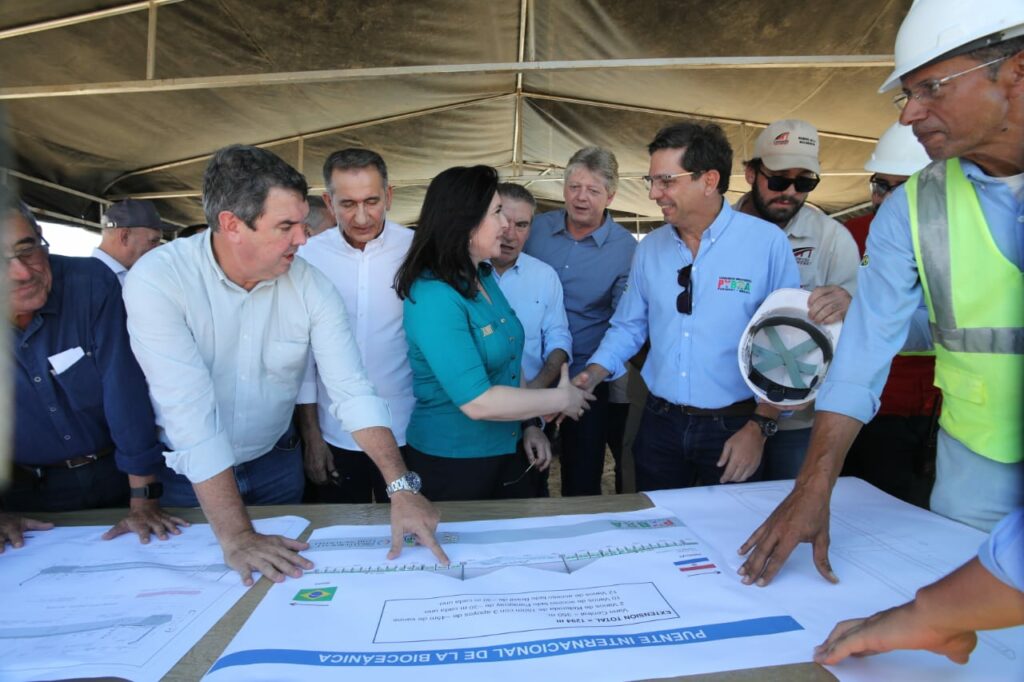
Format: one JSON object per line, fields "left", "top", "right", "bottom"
{"left": 738, "top": 0, "right": 1024, "bottom": 587}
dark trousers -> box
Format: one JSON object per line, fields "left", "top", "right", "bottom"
{"left": 304, "top": 444, "right": 389, "bottom": 504}
{"left": 559, "top": 382, "right": 610, "bottom": 496}
{"left": 403, "top": 446, "right": 537, "bottom": 502}
{"left": 844, "top": 415, "right": 937, "bottom": 508}
{"left": 3, "top": 454, "right": 128, "bottom": 512}
{"left": 606, "top": 400, "right": 629, "bottom": 494}
{"left": 633, "top": 395, "right": 761, "bottom": 491}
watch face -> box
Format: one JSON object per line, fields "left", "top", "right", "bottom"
{"left": 405, "top": 471, "right": 422, "bottom": 492}
{"left": 764, "top": 421, "right": 778, "bottom": 437}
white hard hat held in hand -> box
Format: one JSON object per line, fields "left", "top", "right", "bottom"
{"left": 738, "top": 288, "right": 844, "bottom": 407}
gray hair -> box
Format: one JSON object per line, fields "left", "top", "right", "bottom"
{"left": 202, "top": 145, "right": 308, "bottom": 231}
{"left": 564, "top": 146, "right": 619, "bottom": 195}
{"left": 968, "top": 35, "right": 1024, "bottom": 78}
{"left": 15, "top": 200, "right": 42, "bottom": 237}
{"left": 496, "top": 182, "right": 537, "bottom": 209}
{"left": 306, "top": 195, "right": 331, "bottom": 223}
{"left": 322, "top": 148, "right": 389, "bottom": 191}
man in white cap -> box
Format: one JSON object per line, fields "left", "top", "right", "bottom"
{"left": 842, "top": 123, "right": 940, "bottom": 506}
{"left": 93, "top": 199, "right": 164, "bottom": 285}
{"left": 735, "top": 119, "right": 860, "bottom": 480}
{"left": 739, "top": 0, "right": 1024, "bottom": 587}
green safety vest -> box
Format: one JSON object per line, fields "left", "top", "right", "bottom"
{"left": 907, "top": 158, "right": 1023, "bottom": 463}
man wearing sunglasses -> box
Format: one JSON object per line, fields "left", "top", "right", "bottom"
{"left": 580, "top": 122, "right": 799, "bottom": 491}
{"left": 735, "top": 119, "right": 860, "bottom": 482}
{"left": 4, "top": 201, "right": 186, "bottom": 549}
{"left": 740, "top": 0, "right": 1024, "bottom": 588}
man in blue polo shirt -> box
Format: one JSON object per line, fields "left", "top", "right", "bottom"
{"left": 4, "top": 201, "right": 186, "bottom": 546}
{"left": 579, "top": 122, "right": 800, "bottom": 490}
{"left": 524, "top": 147, "right": 636, "bottom": 496}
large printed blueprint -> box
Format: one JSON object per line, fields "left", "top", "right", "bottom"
{"left": 647, "top": 478, "right": 1024, "bottom": 681}
{"left": 0, "top": 515, "right": 308, "bottom": 682}
{"left": 206, "top": 508, "right": 819, "bottom": 681}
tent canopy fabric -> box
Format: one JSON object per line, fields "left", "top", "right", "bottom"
{"left": 1, "top": 0, "right": 912, "bottom": 231}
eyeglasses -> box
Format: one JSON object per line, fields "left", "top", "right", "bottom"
{"left": 757, "top": 167, "right": 820, "bottom": 193}
{"left": 892, "top": 56, "right": 1009, "bottom": 111}
{"left": 677, "top": 264, "right": 693, "bottom": 315}
{"left": 869, "top": 175, "right": 904, "bottom": 196}
{"left": 642, "top": 171, "right": 702, "bottom": 192}
{"left": 5, "top": 235, "right": 49, "bottom": 266}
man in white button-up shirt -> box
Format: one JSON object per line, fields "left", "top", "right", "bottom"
{"left": 296, "top": 148, "right": 415, "bottom": 503}
{"left": 124, "top": 145, "right": 446, "bottom": 585}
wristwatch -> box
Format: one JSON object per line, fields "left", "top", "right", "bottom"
{"left": 129, "top": 482, "right": 164, "bottom": 500}
{"left": 385, "top": 471, "right": 422, "bottom": 498}
{"left": 748, "top": 415, "right": 779, "bottom": 439}
{"left": 522, "top": 417, "right": 544, "bottom": 430}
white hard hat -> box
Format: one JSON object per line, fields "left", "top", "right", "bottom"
{"left": 864, "top": 123, "right": 932, "bottom": 176}
{"left": 738, "top": 288, "right": 843, "bottom": 406}
{"left": 880, "top": 0, "right": 1024, "bottom": 93}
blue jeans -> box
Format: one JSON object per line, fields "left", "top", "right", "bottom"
{"left": 762, "top": 428, "right": 812, "bottom": 480}
{"left": 633, "top": 395, "right": 761, "bottom": 491}
{"left": 3, "top": 454, "right": 128, "bottom": 513}
{"left": 159, "top": 428, "right": 304, "bottom": 507}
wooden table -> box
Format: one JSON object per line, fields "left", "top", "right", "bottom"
{"left": 33, "top": 496, "right": 834, "bottom": 681}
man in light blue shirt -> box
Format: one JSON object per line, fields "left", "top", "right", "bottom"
{"left": 524, "top": 147, "right": 637, "bottom": 496}
{"left": 493, "top": 183, "right": 572, "bottom": 389}
{"left": 124, "top": 145, "right": 446, "bottom": 586}
{"left": 739, "top": 6, "right": 1024, "bottom": 587}
{"left": 582, "top": 121, "right": 800, "bottom": 491}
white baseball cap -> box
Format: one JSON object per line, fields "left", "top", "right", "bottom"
{"left": 738, "top": 288, "right": 843, "bottom": 406}
{"left": 753, "top": 119, "right": 821, "bottom": 174}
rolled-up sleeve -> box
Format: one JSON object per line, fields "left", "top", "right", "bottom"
{"left": 123, "top": 262, "right": 236, "bottom": 483}
{"left": 306, "top": 270, "right": 391, "bottom": 432}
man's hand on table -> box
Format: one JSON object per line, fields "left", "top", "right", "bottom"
{"left": 737, "top": 481, "right": 837, "bottom": 586}
{"left": 388, "top": 491, "right": 449, "bottom": 564}
{"left": 221, "top": 529, "right": 313, "bottom": 586}
{"left": 0, "top": 512, "right": 53, "bottom": 552}
{"left": 102, "top": 500, "right": 191, "bottom": 543}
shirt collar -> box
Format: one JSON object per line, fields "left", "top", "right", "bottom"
{"left": 337, "top": 221, "right": 389, "bottom": 254}
{"left": 554, "top": 209, "right": 615, "bottom": 247}
{"left": 91, "top": 247, "right": 127, "bottom": 275}
{"left": 201, "top": 228, "right": 272, "bottom": 293}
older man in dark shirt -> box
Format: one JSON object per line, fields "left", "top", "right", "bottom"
{"left": 2, "top": 202, "right": 185, "bottom": 550}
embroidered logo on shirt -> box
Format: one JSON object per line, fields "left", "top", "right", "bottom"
{"left": 717, "top": 277, "right": 751, "bottom": 293}
{"left": 481, "top": 324, "right": 494, "bottom": 336}
{"left": 792, "top": 247, "right": 814, "bottom": 265}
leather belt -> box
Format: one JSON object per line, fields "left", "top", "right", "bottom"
{"left": 649, "top": 394, "right": 756, "bottom": 417}
{"left": 19, "top": 447, "right": 114, "bottom": 476}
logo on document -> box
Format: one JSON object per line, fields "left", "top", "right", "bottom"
{"left": 293, "top": 587, "right": 337, "bottom": 603}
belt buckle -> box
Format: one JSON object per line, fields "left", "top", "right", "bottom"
{"left": 66, "top": 454, "right": 99, "bottom": 469}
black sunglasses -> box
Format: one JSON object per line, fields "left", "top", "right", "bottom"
{"left": 677, "top": 264, "right": 692, "bottom": 315}
{"left": 757, "top": 167, "right": 820, "bottom": 193}
{"left": 869, "top": 175, "right": 904, "bottom": 196}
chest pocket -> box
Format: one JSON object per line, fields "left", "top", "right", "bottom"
{"left": 53, "top": 351, "right": 103, "bottom": 412}
{"left": 471, "top": 318, "right": 517, "bottom": 377}
{"left": 263, "top": 340, "right": 309, "bottom": 390}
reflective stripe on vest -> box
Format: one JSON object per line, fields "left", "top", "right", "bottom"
{"left": 907, "top": 158, "right": 1023, "bottom": 463}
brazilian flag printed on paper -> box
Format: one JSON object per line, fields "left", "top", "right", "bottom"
{"left": 293, "top": 587, "right": 337, "bottom": 602}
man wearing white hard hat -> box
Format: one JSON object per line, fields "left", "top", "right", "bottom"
{"left": 735, "top": 119, "right": 860, "bottom": 481}
{"left": 740, "top": 0, "right": 1024, "bottom": 588}
{"left": 843, "top": 123, "right": 941, "bottom": 506}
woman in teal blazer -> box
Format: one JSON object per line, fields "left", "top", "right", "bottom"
{"left": 395, "top": 165, "right": 592, "bottom": 501}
